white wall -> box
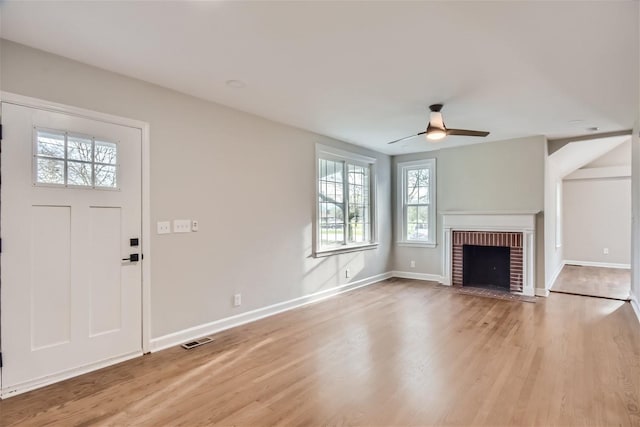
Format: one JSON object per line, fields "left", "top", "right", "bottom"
{"left": 544, "top": 137, "right": 628, "bottom": 289}
{"left": 392, "top": 136, "right": 546, "bottom": 289}
{"left": 544, "top": 150, "right": 562, "bottom": 290}
{"left": 632, "top": 118, "right": 640, "bottom": 318}
{"left": 563, "top": 177, "right": 631, "bottom": 265}
{"left": 586, "top": 140, "right": 631, "bottom": 168}
{"left": 0, "top": 40, "right": 393, "bottom": 339}
{"left": 632, "top": 2, "right": 640, "bottom": 321}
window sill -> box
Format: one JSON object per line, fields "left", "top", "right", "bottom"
{"left": 314, "top": 243, "right": 379, "bottom": 258}
{"left": 397, "top": 241, "right": 437, "bottom": 248}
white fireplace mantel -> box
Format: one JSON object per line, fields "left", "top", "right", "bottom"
{"left": 441, "top": 211, "right": 540, "bottom": 296}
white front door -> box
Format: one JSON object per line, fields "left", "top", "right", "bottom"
{"left": 1, "top": 102, "right": 143, "bottom": 397}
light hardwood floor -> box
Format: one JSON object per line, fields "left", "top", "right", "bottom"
{"left": 552, "top": 264, "right": 631, "bottom": 300}
{"left": 2, "top": 278, "right": 639, "bottom": 426}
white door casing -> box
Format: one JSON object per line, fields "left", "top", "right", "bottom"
{"left": 0, "top": 96, "right": 150, "bottom": 398}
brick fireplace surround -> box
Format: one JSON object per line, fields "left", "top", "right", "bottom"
{"left": 442, "top": 212, "right": 538, "bottom": 296}
{"left": 452, "top": 231, "right": 523, "bottom": 292}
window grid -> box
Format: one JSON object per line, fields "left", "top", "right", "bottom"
{"left": 318, "top": 154, "right": 374, "bottom": 251}
{"left": 348, "top": 164, "right": 370, "bottom": 244}
{"left": 318, "top": 158, "right": 345, "bottom": 247}
{"left": 405, "top": 167, "right": 430, "bottom": 241}
{"left": 397, "top": 159, "right": 436, "bottom": 246}
{"left": 34, "top": 129, "right": 118, "bottom": 189}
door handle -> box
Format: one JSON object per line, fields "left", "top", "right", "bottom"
{"left": 122, "top": 254, "right": 140, "bottom": 262}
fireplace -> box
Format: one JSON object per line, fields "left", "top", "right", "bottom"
{"left": 452, "top": 231, "right": 523, "bottom": 292}
{"left": 463, "top": 245, "right": 510, "bottom": 290}
{"left": 442, "top": 211, "right": 538, "bottom": 296}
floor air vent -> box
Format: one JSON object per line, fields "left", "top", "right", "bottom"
{"left": 181, "top": 336, "right": 214, "bottom": 350}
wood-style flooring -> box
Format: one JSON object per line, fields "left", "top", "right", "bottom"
{"left": 551, "top": 264, "right": 631, "bottom": 300}
{"left": 2, "top": 278, "right": 639, "bottom": 426}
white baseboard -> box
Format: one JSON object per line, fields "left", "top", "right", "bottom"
{"left": 0, "top": 351, "right": 141, "bottom": 399}
{"left": 536, "top": 288, "right": 550, "bottom": 297}
{"left": 547, "top": 260, "right": 566, "bottom": 289}
{"left": 391, "top": 271, "right": 443, "bottom": 283}
{"left": 630, "top": 292, "right": 640, "bottom": 324}
{"left": 150, "top": 271, "right": 393, "bottom": 352}
{"left": 564, "top": 260, "right": 631, "bottom": 269}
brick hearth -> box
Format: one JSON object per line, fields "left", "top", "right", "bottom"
{"left": 452, "top": 231, "right": 524, "bottom": 293}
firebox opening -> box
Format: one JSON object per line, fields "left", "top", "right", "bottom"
{"left": 462, "top": 245, "right": 510, "bottom": 290}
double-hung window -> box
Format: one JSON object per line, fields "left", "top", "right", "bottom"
{"left": 397, "top": 159, "right": 436, "bottom": 247}
{"left": 316, "top": 145, "right": 377, "bottom": 255}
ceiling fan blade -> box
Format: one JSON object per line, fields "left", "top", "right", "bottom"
{"left": 387, "top": 131, "right": 427, "bottom": 144}
{"left": 446, "top": 129, "right": 490, "bottom": 137}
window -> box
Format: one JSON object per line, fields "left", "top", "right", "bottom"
{"left": 316, "top": 145, "right": 377, "bottom": 255}
{"left": 397, "top": 159, "right": 436, "bottom": 246}
{"left": 34, "top": 128, "right": 118, "bottom": 189}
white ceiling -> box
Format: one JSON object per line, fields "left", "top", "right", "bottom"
{"left": 1, "top": 1, "right": 638, "bottom": 155}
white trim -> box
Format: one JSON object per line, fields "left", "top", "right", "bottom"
{"left": 0, "top": 92, "right": 152, "bottom": 354}
{"left": 396, "top": 242, "right": 437, "bottom": 248}
{"left": 441, "top": 212, "right": 538, "bottom": 296}
{"left": 315, "top": 144, "right": 376, "bottom": 165}
{"left": 391, "top": 271, "right": 443, "bottom": 283}
{"left": 564, "top": 260, "right": 631, "bottom": 269}
{"left": 314, "top": 243, "right": 379, "bottom": 257}
{"left": 150, "top": 272, "right": 392, "bottom": 352}
{"left": 314, "top": 143, "right": 378, "bottom": 256}
{"left": 547, "top": 260, "right": 566, "bottom": 289}
{"left": 630, "top": 292, "right": 640, "bottom": 324}
{"left": 536, "top": 288, "right": 550, "bottom": 297}
{"left": 555, "top": 181, "right": 562, "bottom": 248}
{"left": 141, "top": 123, "right": 151, "bottom": 353}
{"left": 396, "top": 158, "right": 437, "bottom": 246}
{"left": 441, "top": 210, "right": 541, "bottom": 215}
{"left": 565, "top": 165, "right": 631, "bottom": 180}
{"left": 0, "top": 351, "right": 142, "bottom": 399}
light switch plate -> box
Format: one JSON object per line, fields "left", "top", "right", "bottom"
{"left": 174, "top": 219, "right": 191, "bottom": 233}
{"left": 157, "top": 221, "right": 171, "bottom": 234}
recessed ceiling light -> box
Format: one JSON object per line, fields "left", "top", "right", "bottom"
{"left": 226, "top": 80, "right": 246, "bottom": 89}
{"left": 588, "top": 126, "right": 599, "bottom": 132}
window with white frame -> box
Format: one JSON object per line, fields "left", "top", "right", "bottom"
{"left": 316, "top": 145, "right": 377, "bottom": 254}
{"left": 397, "top": 159, "right": 436, "bottom": 246}
{"left": 34, "top": 128, "right": 119, "bottom": 189}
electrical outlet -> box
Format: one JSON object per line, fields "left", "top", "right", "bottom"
{"left": 173, "top": 219, "right": 191, "bottom": 233}
{"left": 410, "top": 260, "right": 416, "bottom": 268}
{"left": 345, "top": 268, "right": 350, "bottom": 278}
{"left": 603, "top": 248, "right": 609, "bottom": 255}
{"left": 233, "top": 294, "right": 242, "bottom": 307}
{"left": 191, "top": 220, "right": 199, "bottom": 232}
{"left": 157, "top": 221, "right": 171, "bottom": 234}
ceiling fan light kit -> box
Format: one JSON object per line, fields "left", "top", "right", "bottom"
{"left": 387, "top": 103, "right": 490, "bottom": 145}
{"left": 425, "top": 124, "right": 447, "bottom": 141}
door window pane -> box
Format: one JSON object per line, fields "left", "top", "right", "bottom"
{"left": 67, "top": 161, "right": 93, "bottom": 186}
{"left": 34, "top": 129, "right": 118, "bottom": 189}
{"left": 36, "top": 158, "right": 65, "bottom": 185}
{"left": 67, "top": 136, "right": 93, "bottom": 162}
{"left": 37, "top": 131, "right": 65, "bottom": 159}
{"left": 95, "top": 165, "right": 117, "bottom": 188}
{"left": 95, "top": 141, "right": 117, "bottom": 165}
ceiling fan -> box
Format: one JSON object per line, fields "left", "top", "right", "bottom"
{"left": 387, "top": 104, "right": 490, "bottom": 144}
